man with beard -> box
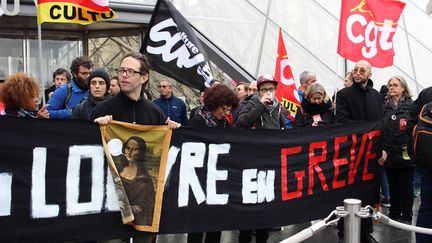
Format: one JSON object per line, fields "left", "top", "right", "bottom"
{"left": 335, "top": 60, "right": 384, "bottom": 243}
{"left": 47, "top": 56, "right": 93, "bottom": 119}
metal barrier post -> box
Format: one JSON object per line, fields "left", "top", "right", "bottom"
{"left": 344, "top": 198, "right": 361, "bottom": 243}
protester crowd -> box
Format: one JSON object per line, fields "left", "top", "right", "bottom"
{"left": 0, "top": 52, "right": 431, "bottom": 243}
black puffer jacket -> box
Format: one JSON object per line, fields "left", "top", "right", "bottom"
{"left": 294, "top": 98, "right": 334, "bottom": 127}
{"left": 336, "top": 79, "right": 383, "bottom": 122}
{"left": 72, "top": 94, "right": 110, "bottom": 121}
{"left": 407, "top": 86, "right": 432, "bottom": 172}
{"left": 382, "top": 97, "right": 414, "bottom": 168}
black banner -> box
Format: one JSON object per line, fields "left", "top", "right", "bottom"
{"left": 140, "top": 0, "right": 214, "bottom": 90}
{"left": 160, "top": 123, "right": 382, "bottom": 233}
{"left": 0, "top": 117, "right": 382, "bottom": 241}
{"left": 0, "top": 116, "right": 144, "bottom": 242}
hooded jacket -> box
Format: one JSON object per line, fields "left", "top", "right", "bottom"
{"left": 335, "top": 79, "right": 383, "bottom": 123}
{"left": 234, "top": 94, "right": 287, "bottom": 129}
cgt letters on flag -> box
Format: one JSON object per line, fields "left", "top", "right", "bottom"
{"left": 337, "top": 0, "right": 406, "bottom": 68}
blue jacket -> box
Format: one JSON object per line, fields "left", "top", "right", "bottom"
{"left": 153, "top": 95, "right": 188, "bottom": 125}
{"left": 47, "top": 80, "right": 89, "bottom": 119}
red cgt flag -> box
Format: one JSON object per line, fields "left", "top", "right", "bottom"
{"left": 274, "top": 28, "right": 301, "bottom": 121}
{"left": 337, "top": 0, "right": 406, "bottom": 68}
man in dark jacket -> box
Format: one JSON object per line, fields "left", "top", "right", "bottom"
{"left": 336, "top": 62, "right": 383, "bottom": 123}
{"left": 234, "top": 74, "right": 288, "bottom": 130}
{"left": 92, "top": 52, "right": 179, "bottom": 127}
{"left": 92, "top": 52, "right": 179, "bottom": 243}
{"left": 234, "top": 74, "right": 287, "bottom": 243}
{"left": 44, "top": 68, "right": 70, "bottom": 102}
{"left": 407, "top": 86, "right": 432, "bottom": 243}
{"left": 72, "top": 68, "right": 111, "bottom": 120}
{"left": 335, "top": 60, "right": 384, "bottom": 243}
{"left": 153, "top": 79, "right": 188, "bottom": 125}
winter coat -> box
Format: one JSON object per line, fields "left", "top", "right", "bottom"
{"left": 189, "top": 105, "right": 230, "bottom": 128}
{"left": 382, "top": 97, "right": 415, "bottom": 168}
{"left": 91, "top": 91, "right": 166, "bottom": 125}
{"left": 153, "top": 95, "right": 188, "bottom": 125}
{"left": 407, "top": 86, "right": 432, "bottom": 172}
{"left": 335, "top": 79, "right": 383, "bottom": 122}
{"left": 72, "top": 94, "right": 110, "bottom": 121}
{"left": 47, "top": 80, "right": 89, "bottom": 119}
{"left": 294, "top": 98, "right": 334, "bottom": 127}
{"left": 234, "top": 94, "right": 287, "bottom": 129}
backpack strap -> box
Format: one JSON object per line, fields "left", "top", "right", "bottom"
{"left": 62, "top": 83, "right": 73, "bottom": 109}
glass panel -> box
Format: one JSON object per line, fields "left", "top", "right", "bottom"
{"left": 269, "top": 0, "right": 341, "bottom": 73}
{"left": 0, "top": 37, "right": 24, "bottom": 81}
{"left": 88, "top": 35, "right": 141, "bottom": 77}
{"left": 408, "top": 35, "right": 432, "bottom": 94}
{"left": 258, "top": 22, "right": 342, "bottom": 97}
{"left": 28, "top": 39, "right": 81, "bottom": 89}
{"left": 411, "top": 0, "right": 429, "bottom": 12}
{"left": 402, "top": 3, "right": 432, "bottom": 52}
{"left": 246, "top": 0, "right": 269, "bottom": 14}
{"left": 172, "top": 0, "right": 266, "bottom": 76}
{"left": 314, "top": 1, "right": 341, "bottom": 19}
{"left": 392, "top": 24, "right": 414, "bottom": 78}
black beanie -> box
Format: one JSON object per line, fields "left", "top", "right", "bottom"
{"left": 87, "top": 68, "right": 111, "bottom": 90}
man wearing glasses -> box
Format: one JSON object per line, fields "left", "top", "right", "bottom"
{"left": 235, "top": 74, "right": 288, "bottom": 130}
{"left": 153, "top": 79, "right": 188, "bottom": 125}
{"left": 234, "top": 74, "right": 288, "bottom": 243}
{"left": 47, "top": 56, "right": 93, "bottom": 119}
{"left": 92, "top": 52, "right": 180, "bottom": 130}
{"left": 92, "top": 52, "right": 179, "bottom": 243}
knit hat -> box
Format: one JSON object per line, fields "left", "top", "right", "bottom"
{"left": 87, "top": 68, "right": 111, "bottom": 89}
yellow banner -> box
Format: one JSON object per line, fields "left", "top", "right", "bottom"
{"left": 101, "top": 121, "right": 172, "bottom": 232}
{"left": 37, "top": 2, "right": 117, "bottom": 25}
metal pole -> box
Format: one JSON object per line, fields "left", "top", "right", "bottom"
{"left": 38, "top": 24, "right": 46, "bottom": 105}
{"left": 344, "top": 198, "right": 361, "bottom": 243}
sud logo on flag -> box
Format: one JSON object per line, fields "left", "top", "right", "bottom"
{"left": 274, "top": 28, "right": 300, "bottom": 121}
{"left": 337, "top": 0, "right": 406, "bottom": 68}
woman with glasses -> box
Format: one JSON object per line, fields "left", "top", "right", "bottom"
{"left": 294, "top": 83, "right": 334, "bottom": 127}
{"left": 381, "top": 75, "right": 415, "bottom": 224}
{"left": 189, "top": 84, "right": 239, "bottom": 128}
{"left": 187, "top": 84, "right": 238, "bottom": 243}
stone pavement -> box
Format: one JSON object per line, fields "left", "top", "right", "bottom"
{"left": 155, "top": 197, "right": 420, "bottom": 243}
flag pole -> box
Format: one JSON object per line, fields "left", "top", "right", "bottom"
{"left": 36, "top": 4, "right": 46, "bottom": 105}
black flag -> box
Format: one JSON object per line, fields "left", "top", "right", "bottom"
{"left": 140, "top": 0, "right": 214, "bottom": 90}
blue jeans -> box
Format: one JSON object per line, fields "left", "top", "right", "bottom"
{"left": 414, "top": 168, "right": 421, "bottom": 188}
{"left": 416, "top": 167, "right": 432, "bottom": 243}
{"left": 380, "top": 166, "right": 390, "bottom": 199}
